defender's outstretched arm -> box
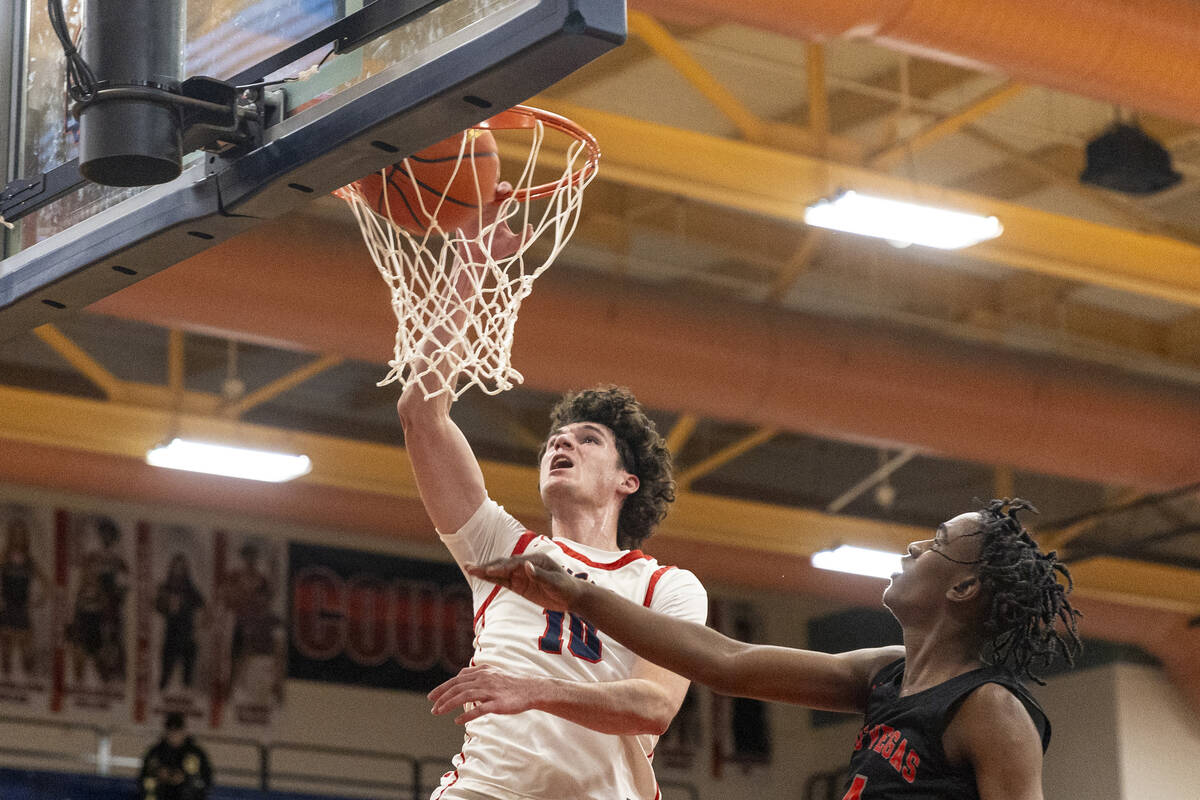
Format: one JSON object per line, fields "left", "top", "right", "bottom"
{"left": 469, "top": 554, "right": 903, "bottom": 713}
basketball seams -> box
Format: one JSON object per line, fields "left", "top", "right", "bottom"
{"left": 383, "top": 168, "right": 424, "bottom": 231}
{"left": 359, "top": 131, "right": 500, "bottom": 233}
{"left": 394, "top": 161, "right": 496, "bottom": 210}
{"left": 409, "top": 150, "right": 500, "bottom": 164}
{"left": 396, "top": 163, "right": 484, "bottom": 211}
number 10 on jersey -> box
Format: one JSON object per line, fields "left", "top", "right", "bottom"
{"left": 538, "top": 610, "right": 602, "bottom": 662}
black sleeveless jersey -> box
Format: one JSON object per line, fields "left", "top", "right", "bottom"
{"left": 840, "top": 659, "right": 1050, "bottom": 800}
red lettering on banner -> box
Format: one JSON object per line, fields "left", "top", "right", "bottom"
{"left": 346, "top": 575, "right": 390, "bottom": 666}
{"left": 393, "top": 581, "right": 440, "bottom": 671}
{"left": 902, "top": 749, "right": 920, "bottom": 783}
{"left": 292, "top": 567, "right": 346, "bottom": 660}
{"left": 291, "top": 569, "right": 473, "bottom": 671}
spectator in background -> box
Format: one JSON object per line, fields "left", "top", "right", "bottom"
{"left": 138, "top": 711, "right": 212, "bottom": 800}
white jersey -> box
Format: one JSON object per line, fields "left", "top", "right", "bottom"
{"left": 433, "top": 499, "right": 708, "bottom": 800}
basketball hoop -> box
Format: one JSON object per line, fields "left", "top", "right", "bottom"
{"left": 336, "top": 105, "right": 599, "bottom": 399}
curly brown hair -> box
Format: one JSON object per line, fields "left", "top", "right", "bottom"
{"left": 542, "top": 386, "right": 676, "bottom": 550}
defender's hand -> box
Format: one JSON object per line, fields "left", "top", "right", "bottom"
{"left": 466, "top": 553, "right": 581, "bottom": 612}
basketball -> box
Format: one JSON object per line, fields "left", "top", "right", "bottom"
{"left": 354, "top": 129, "right": 501, "bottom": 234}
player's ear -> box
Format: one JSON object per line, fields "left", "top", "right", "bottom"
{"left": 946, "top": 576, "right": 981, "bottom": 603}
{"left": 617, "top": 472, "right": 639, "bottom": 497}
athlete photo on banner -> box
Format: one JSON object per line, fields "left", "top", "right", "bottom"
{"left": 134, "top": 522, "right": 212, "bottom": 727}
{"left": 210, "top": 530, "right": 287, "bottom": 731}
{"left": 0, "top": 503, "right": 56, "bottom": 713}
{"left": 58, "top": 510, "right": 134, "bottom": 718}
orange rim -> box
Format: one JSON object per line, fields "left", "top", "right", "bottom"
{"left": 474, "top": 105, "right": 600, "bottom": 201}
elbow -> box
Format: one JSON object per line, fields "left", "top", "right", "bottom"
{"left": 644, "top": 698, "right": 677, "bottom": 737}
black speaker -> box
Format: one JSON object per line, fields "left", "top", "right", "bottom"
{"left": 78, "top": 0, "right": 184, "bottom": 186}
{"left": 1080, "top": 122, "right": 1181, "bottom": 195}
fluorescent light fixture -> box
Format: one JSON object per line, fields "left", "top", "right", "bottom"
{"left": 811, "top": 544, "right": 902, "bottom": 580}
{"left": 146, "top": 438, "right": 312, "bottom": 483}
{"left": 804, "top": 190, "right": 1003, "bottom": 249}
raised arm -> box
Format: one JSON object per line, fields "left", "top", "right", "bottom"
{"left": 469, "top": 554, "right": 903, "bottom": 713}
{"left": 396, "top": 193, "right": 525, "bottom": 534}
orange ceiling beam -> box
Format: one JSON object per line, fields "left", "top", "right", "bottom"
{"left": 89, "top": 215, "right": 1200, "bottom": 491}
{"left": 633, "top": 0, "right": 1200, "bottom": 126}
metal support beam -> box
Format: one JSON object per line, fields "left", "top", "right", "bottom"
{"left": 32, "top": 324, "right": 124, "bottom": 399}
{"left": 628, "top": 11, "right": 767, "bottom": 142}
{"left": 962, "top": 126, "right": 1200, "bottom": 245}
{"left": 806, "top": 43, "right": 829, "bottom": 156}
{"left": 677, "top": 426, "right": 777, "bottom": 489}
{"left": 627, "top": 13, "right": 863, "bottom": 162}
{"left": 869, "top": 82, "right": 1028, "bottom": 171}
{"left": 525, "top": 98, "right": 1200, "bottom": 310}
{"left": 664, "top": 413, "right": 699, "bottom": 455}
{"left": 167, "top": 328, "right": 185, "bottom": 398}
{"left": 827, "top": 448, "right": 917, "bottom": 514}
{"left": 221, "top": 354, "right": 343, "bottom": 418}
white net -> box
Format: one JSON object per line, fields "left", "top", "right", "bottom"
{"left": 338, "top": 111, "right": 596, "bottom": 399}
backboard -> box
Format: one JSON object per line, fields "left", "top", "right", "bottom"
{"left": 0, "top": 0, "right": 625, "bottom": 339}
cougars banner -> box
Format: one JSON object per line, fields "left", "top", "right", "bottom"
{"left": 288, "top": 543, "right": 473, "bottom": 692}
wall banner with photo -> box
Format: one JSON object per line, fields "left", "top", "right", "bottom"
{"left": 0, "top": 503, "right": 57, "bottom": 715}
{"left": 57, "top": 509, "right": 135, "bottom": 724}
{"left": 0, "top": 497, "right": 289, "bottom": 738}
{"left": 288, "top": 542, "right": 473, "bottom": 692}
{"left": 207, "top": 529, "right": 288, "bottom": 733}
{"left": 133, "top": 521, "right": 213, "bottom": 728}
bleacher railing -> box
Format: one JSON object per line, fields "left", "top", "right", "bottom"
{"left": 0, "top": 713, "right": 702, "bottom": 799}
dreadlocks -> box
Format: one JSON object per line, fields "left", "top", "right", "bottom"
{"left": 965, "top": 498, "right": 1083, "bottom": 684}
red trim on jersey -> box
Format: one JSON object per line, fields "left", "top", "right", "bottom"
{"left": 512, "top": 530, "right": 538, "bottom": 556}
{"left": 473, "top": 530, "right": 540, "bottom": 627}
{"left": 473, "top": 586, "right": 500, "bottom": 627}
{"left": 551, "top": 541, "right": 651, "bottom": 570}
{"left": 643, "top": 566, "right": 674, "bottom": 607}
{"left": 430, "top": 768, "right": 459, "bottom": 800}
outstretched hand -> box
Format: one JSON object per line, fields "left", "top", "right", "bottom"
{"left": 466, "top": 552, "right": 581, "bottom": 612}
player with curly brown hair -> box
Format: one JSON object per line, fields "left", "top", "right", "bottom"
{"left": 471, "top": 498, "right": 1081, "bottom": 800}
{"left": 396, "top": 201, "right": 706, "bottom": 800}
